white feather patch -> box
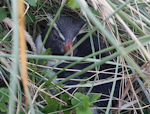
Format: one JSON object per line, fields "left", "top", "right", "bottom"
{"left": 35, "top": 34, "right": 46, "bottom": 54}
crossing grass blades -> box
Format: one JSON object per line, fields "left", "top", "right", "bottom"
{"left": 0, "top": 0, "right": 150, "bottom": 114}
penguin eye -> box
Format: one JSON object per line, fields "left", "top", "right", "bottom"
{"left": 53, "top": 34, "right": 57, "bottom": 39}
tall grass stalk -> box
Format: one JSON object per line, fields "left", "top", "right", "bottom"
{"left": 8, "top": 0, "right": 19, "bottom": 114}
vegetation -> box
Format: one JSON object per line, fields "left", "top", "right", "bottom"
{"left": 0, "top": 0, "right": 150, "bottom": 114}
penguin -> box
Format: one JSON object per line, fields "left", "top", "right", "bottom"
{"left": 35, "top": 15, "right": 121, "bottom": 114}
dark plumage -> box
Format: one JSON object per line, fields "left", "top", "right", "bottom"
{"left": 56, "top": 33, "right": 121, "bottom": 113}
{"left": 36, "top": 15, "right": 121, "bottom": 114}
{"left": 36, "top": 15, "right": 85, "bottom": 56}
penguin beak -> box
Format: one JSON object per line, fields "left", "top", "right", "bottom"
{"left": 63, "top": 41, "right": 73, "bottom": 56}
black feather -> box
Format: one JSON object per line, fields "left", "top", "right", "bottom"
{"left": 36, "top": 15, "right": 121, "bottom": 114}
{"left": 56, "top": 33, "right": 121, "bottom": 109}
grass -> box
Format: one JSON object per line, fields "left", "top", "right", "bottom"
{"left": 0, "top": 0, "right": 150, "bottom": 114}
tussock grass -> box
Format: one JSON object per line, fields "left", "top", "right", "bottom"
{"left": 0, "top": 0, "right": 150, "bottom": 114}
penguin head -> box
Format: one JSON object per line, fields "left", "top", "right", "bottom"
{"left": 36, "top": 15, "right": 85, "bottom": 56}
